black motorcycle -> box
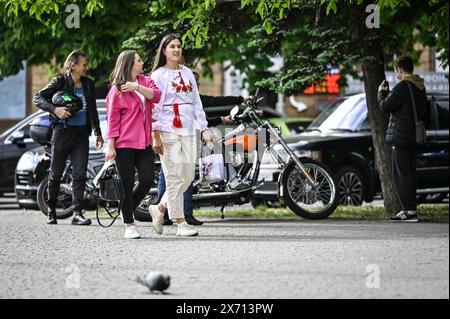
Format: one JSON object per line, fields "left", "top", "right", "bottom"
{"left": 133, "top": 91, "right": 339, "bottom": 220}
{"left": 29, "top": 118, "right": 104, "bottom": 219}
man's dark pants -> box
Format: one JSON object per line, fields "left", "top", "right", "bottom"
{"left": 48, "top": 125, "right": 89, "bottom": 212}
{"left": 391, "top": 145, "right": 417, "bottom": 211}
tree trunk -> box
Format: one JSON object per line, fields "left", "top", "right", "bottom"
{"left": 361, "top": 39, "right": 402, "bottom": 216}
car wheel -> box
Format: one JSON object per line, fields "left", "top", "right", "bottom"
{"left": 336, "top": 166, "right": 365, "bottom": 206}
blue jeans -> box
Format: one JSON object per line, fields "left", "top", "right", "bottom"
{"left": 156, "top": 169, "right": 193, "bottom": 217}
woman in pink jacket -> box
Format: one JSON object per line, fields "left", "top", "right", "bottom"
{"left": 105, "top": 50, "right": 161, "bottom": 239}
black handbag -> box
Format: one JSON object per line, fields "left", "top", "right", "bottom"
{"left": 96, "top": 164, "right": 124, "bottom": 227}
{"left": 406, "top": 81, "right": 427, "bottom": 145}
{"left": 99, "top": 165, "right": 125, "bottom": 201}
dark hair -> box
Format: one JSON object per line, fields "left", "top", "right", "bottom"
{"left": 64, "top": 50, "right": 88, "bottom": 73}
{"left": 394, "top": 56, "right": 414, "bottom": 73}
{"left": 109, "top": 50, "right": 137, "bottom": 91}
{"left": 151, "top": 33, "right": 183, "bottom": 73}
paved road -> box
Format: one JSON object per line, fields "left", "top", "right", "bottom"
{"left": 0, "top": 197, "right": 448, "bottom": 299}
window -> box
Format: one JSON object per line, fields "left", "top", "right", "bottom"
{"left": 5, "top": 113, "right": 47, "bottom": 143}
{"left": 316, "top": 94, "right": 367, "bottom": 131}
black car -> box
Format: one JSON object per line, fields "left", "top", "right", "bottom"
{"left": 0, "top": 110, "right": 49, "bottom": 198}
{"left": 14, "top": 102, "right": 106, "bottom": 208}
{"left": 258, "top": 92, "right": 449, "bottom": 205}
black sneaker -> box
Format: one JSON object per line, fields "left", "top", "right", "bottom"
{"left": 47, "top": 209, "right": 57, "bottom": 225}
{"left": 71, "top": 210, "right": 92, "bottom": 225}
{"left": 185, "top": 215, "right": 204, "bottom": 226}
{"left": 390, "top": 211, "right": 419, "bottom": 222}
{"left": 163, "top": 213, "right": 173, "bottom": 225}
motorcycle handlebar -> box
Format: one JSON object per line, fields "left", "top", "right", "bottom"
{"left": 230, "top": 93, "right": 264, "bottom": 121}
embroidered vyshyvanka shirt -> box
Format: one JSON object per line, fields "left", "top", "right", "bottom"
{"left": 150, "top": 65, "right": 208, "bottom": 136}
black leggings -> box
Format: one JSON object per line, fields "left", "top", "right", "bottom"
{"left": 115, "top": 147, "right": 155, "bottom": 224}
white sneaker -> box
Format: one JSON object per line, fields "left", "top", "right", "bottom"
{"left": 148, "top": 205, "right": 164, "bottom": 234}
{"left": 176, "top": 223, "right": 198, "bottom": 237}
{"left": 124, "top": 225, "right": 141, "bottom": 239}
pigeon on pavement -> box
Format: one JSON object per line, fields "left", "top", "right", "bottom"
{"left": 136, "top": 272, "right": 170, "bottom": 293}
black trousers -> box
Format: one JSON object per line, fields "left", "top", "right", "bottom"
{"left": 391, "top": 145, "right": 417, "bottom": 211}
{"left": 48, "top": 125, "right": 89, "bottom": 212}
{"left": 115, "top": 147, "right": 155, "bottom": 224}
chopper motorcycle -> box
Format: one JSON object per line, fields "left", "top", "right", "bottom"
{"left": 133, "top": 91, "right": 339, "bottom": 220}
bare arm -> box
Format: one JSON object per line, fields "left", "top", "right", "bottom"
{"left": 152, "top": 131, "right": 164, "bottom": 155}
{"left": 105, "top": 138, "right": 117, "bottom": 161}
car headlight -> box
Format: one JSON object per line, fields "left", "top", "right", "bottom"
{"left": 16, "top": 151, "right": 44, "bottom": 171}
{"left": 294, "top": 150, "right": 322, "bottom": 162}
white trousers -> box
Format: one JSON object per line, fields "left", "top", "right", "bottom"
{"left": 159, "top": 132, "right": 196, "bottom": 219}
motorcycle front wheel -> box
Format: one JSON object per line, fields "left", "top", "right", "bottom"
{"left": 36, "top": 175, "right": 74, "bottom": 219}
{"left": 282, "top": 159, "right": 338, "bottom": 219}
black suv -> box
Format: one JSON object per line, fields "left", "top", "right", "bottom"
{"left": 258, "top": 92, "right": 449, "bottom": 205}
{"left": 0, "top": 111, "right": 47, "bottom": 197}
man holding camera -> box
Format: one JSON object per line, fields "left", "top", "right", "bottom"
{"left": 33, "top": 50, "right": 104, "bottom": 225}
{"left": 378, "top": 56, "right": 427, "bottom": 222}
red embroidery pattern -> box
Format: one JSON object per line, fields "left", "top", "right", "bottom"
{"left": 171, "top": 72, "right": 193, "bottom": 93}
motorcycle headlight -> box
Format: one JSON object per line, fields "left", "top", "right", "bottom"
{"left": 294, "top": 150, "right": 322, "bottom": 161}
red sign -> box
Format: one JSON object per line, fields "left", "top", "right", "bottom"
{"left": 304, "top": 74, "right": 340, "bottom": 95}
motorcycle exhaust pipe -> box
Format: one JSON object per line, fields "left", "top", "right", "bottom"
{"left": 192, "top": 180, "right": 265, "bottom": 201}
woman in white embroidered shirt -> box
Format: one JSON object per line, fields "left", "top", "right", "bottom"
{"left": 148, "top": 33, "right": 212, "bottom": 237}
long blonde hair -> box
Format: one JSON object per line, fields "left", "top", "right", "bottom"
{"left": 109, "top": 50, "right": 137, "bottom": 91}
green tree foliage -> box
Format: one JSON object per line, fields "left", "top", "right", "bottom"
{"left": 161, "top": 0, "right": 447, "bottom": 94}
{"left": 134, "top": 0, "right": 446, "bottom": 215}
{"left": 0, "top": 0, "right": 448, "bottom": 214}
{"left": 123, "top": 1, "right": 273, "bottom": 90}
{"left": 0, "top": 0, "right": 148, "bottom": 88}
